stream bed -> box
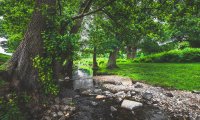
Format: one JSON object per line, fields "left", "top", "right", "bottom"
{"left": 67, "top": 69, "right": 180, "bottom": 120}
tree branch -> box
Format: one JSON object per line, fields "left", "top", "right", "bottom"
{"left": 72, "top": 0, "right": 116, "bottom": 20}
{"left": 81, "top": 0, "right": 93, "bottom": 14}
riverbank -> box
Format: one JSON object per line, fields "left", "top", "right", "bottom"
{"left": 93, "top": 75, "right": 200, "bottom": 120}
{"left": 78, "top": 58, "right": 200, "bottom": 91}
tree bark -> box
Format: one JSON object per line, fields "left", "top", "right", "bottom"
{"left": 7, "top": 0, "right": 56, "bottom": 91}
{"left": 107, "top": 47, "right": 119, "bottom": 69}
{"left": 127, "top": 46, "right": 137, "bottom": 59}
{"left": 93, "top": 47, "right": 98, "bottom": 69}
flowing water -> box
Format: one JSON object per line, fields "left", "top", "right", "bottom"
{"left": 68, "top": 69, "right": 179, "bottom": 120}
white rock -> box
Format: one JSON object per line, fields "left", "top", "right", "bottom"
{"left": 96, "top": 95, "right": 106, "bottom": 99}
{"left": 94, "top": 89, "right": 102, "bottom": 94}
{"left": 57, "top": 111, "right": 64, "bottom": 116}
{"left": 110, "top": 106, "right": 117, "bottom": 112}
{"left": 121, "top": 99, "right": 143, "bottom": 110}
{"left": 115, "top": 91, "right": 126, "bottom": 98}
{"left": 91, "top": 101, "right": 98, "bottom": 106}
{"left": 126, "top": 91, "right": 131, "bottom": 97}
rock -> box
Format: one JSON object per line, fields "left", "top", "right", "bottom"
{"left": 165, "top": 92, "right": 173, "bottom": 97}
{"left": 55, "top": 97, "right": 60, "bottom": 104}
{"left": 96, "top": 95, "right": 106, "bottom": 99}
{"left": 47, "top": 110, "right": 51, "bottom": 114}
{"left": 62, "top": 98, "right": 73, "bottom": 105}
{"left": 91, "top": 101, "right": 98, "bottom": 106}
{"left": 192, "top": 90, "right": 200, "bottom": 94}
{"left": 110, "top": 106, "right": 117, "bottom": 112}
{"left": 52, "top": 112, "right": 57, "bottom": 117}
{"left": 74, "top": 95, "right": 80, "bottom": 98}
{"left": 60, "top": 105, "right": 69, "bottom": 111}
{"left": 81, "top": 89, "right": 92, "bottom": 95}
{"left": 53, "top": 105, "right": 60, "bottom": 110}
{"left": 115, "top": 91, "right": 126, "bottom": 98}
{"left": 131, "top": 91, "right": 137, "bottom": 96}
{"left": 57, "top": 111, "right": 64, "bottom": 116}
{"left": 131, "top": 111, "right": 135, "bottom": 115}
{"left": 115, "top": 97, "right": 123, "bottom": 103}
{"left": 126, "top": 91, "right": 131, "bottom": 97}
{"left": 69, "top": 106, "right": 76, "bottom": 111}
{"left": 43, "top": 116, "right": 51, "bottom": 120}
{"left": 134, "top": 83, "right": 143, "bottom": 88}
{"left": 94, "top": 89, "right": 102, "bottom": 94}
{"left": 103, "top": 91, "right": 111, "bottom": 95}
{"left": 59, "top": 116, "right": 67, "bottom": 120}
{"left": 143, "top": 92, "right": 153, "bottom": 100}
{"left": 121, "top": 99, "right": 143, "bottom": 110}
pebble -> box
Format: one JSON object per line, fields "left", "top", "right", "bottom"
{"left": 55, "top": 97, "right": 60, "bottom": 104}
{"left": 91, "top": 101, "right": 98, "bottom": 106}
{"left": 57, "top": 111, "right": 64, "bottom": 116}
{"left": 62, "top": 98, "right": 73, "bottom": 105}
{"left": 143, "top": 92, "right": 153, "bottom": 100}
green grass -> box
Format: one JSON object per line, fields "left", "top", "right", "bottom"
{"left": 78, "top": 58, "right": 200, "bottom": 91}
{"left": 99, "top": 62, "right": 200, "bottom": 91}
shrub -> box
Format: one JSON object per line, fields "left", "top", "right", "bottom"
{"left": 0, "top": 53, "right": 11, "bottom": 65}
{"left": 133, "top": 48, "right": 200, "bottom": 63}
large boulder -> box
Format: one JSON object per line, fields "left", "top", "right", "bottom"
{"left": 121, "top": 99, "right": 143, "bottom": 110}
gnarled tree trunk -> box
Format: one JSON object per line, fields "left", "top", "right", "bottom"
{"left": 7, "top": 0, "right": 56, "bottom": 92}
{"left": 107, "top": 47, "right": 119, "bottom": 69}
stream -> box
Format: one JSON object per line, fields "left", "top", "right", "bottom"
{"left": 67, "top": 69, "right": 175, "bottom": 120}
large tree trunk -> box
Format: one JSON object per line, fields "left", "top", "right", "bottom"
{"left": 107, "top": 48, "right": 119, "bottom": 69}
{"left": 127, "top": 46, "right": 137, "bottom": 59}
{"left": 7, "top": 0, "right": 56, "bottom": 91}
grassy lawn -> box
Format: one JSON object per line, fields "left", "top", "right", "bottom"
{"left": 99, "top": 62, "right": 200, "bottom": 91}
{"left": 77, "top": 58, "right": 200, "bottom": 91}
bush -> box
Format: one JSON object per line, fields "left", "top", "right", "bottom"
{"left": 0, "top": 53, "right": 11, "bottom": 65}
{"left": 133, "top": 48, "right": 200, "bottom": 63}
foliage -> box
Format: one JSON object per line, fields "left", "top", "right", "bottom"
{"left": 33, "top": 56, "right": 59, "bottom": 95}
{"left": 98, "top": 62, "right": 200, "bottom": 91}
{"left": 0, "top": 0, "right": 34, "bottom": 52}
{"left": 133, "top": 48, "right": 200, "bottom": 63}
{"left": 0, "top": 94, "right": 25, "bottom": 120}
{"left": 0, "top": 53, "right": 10, "bottom": 65}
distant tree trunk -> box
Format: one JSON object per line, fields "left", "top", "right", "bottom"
{"left": 7, "top": 0, "right": 56, "bottom": 91}
{"left": 93, "top": 47, "right": 98, "bottom": 69}
{"left": 127, "top": 46, "right": 137, "bottom": 59}
{"left": 107, "top": 48, "right": 119, "bottom": 69}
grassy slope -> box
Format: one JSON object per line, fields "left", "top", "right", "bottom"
{"left": 99, "top": 61, "right": 200, "bottom": 91}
